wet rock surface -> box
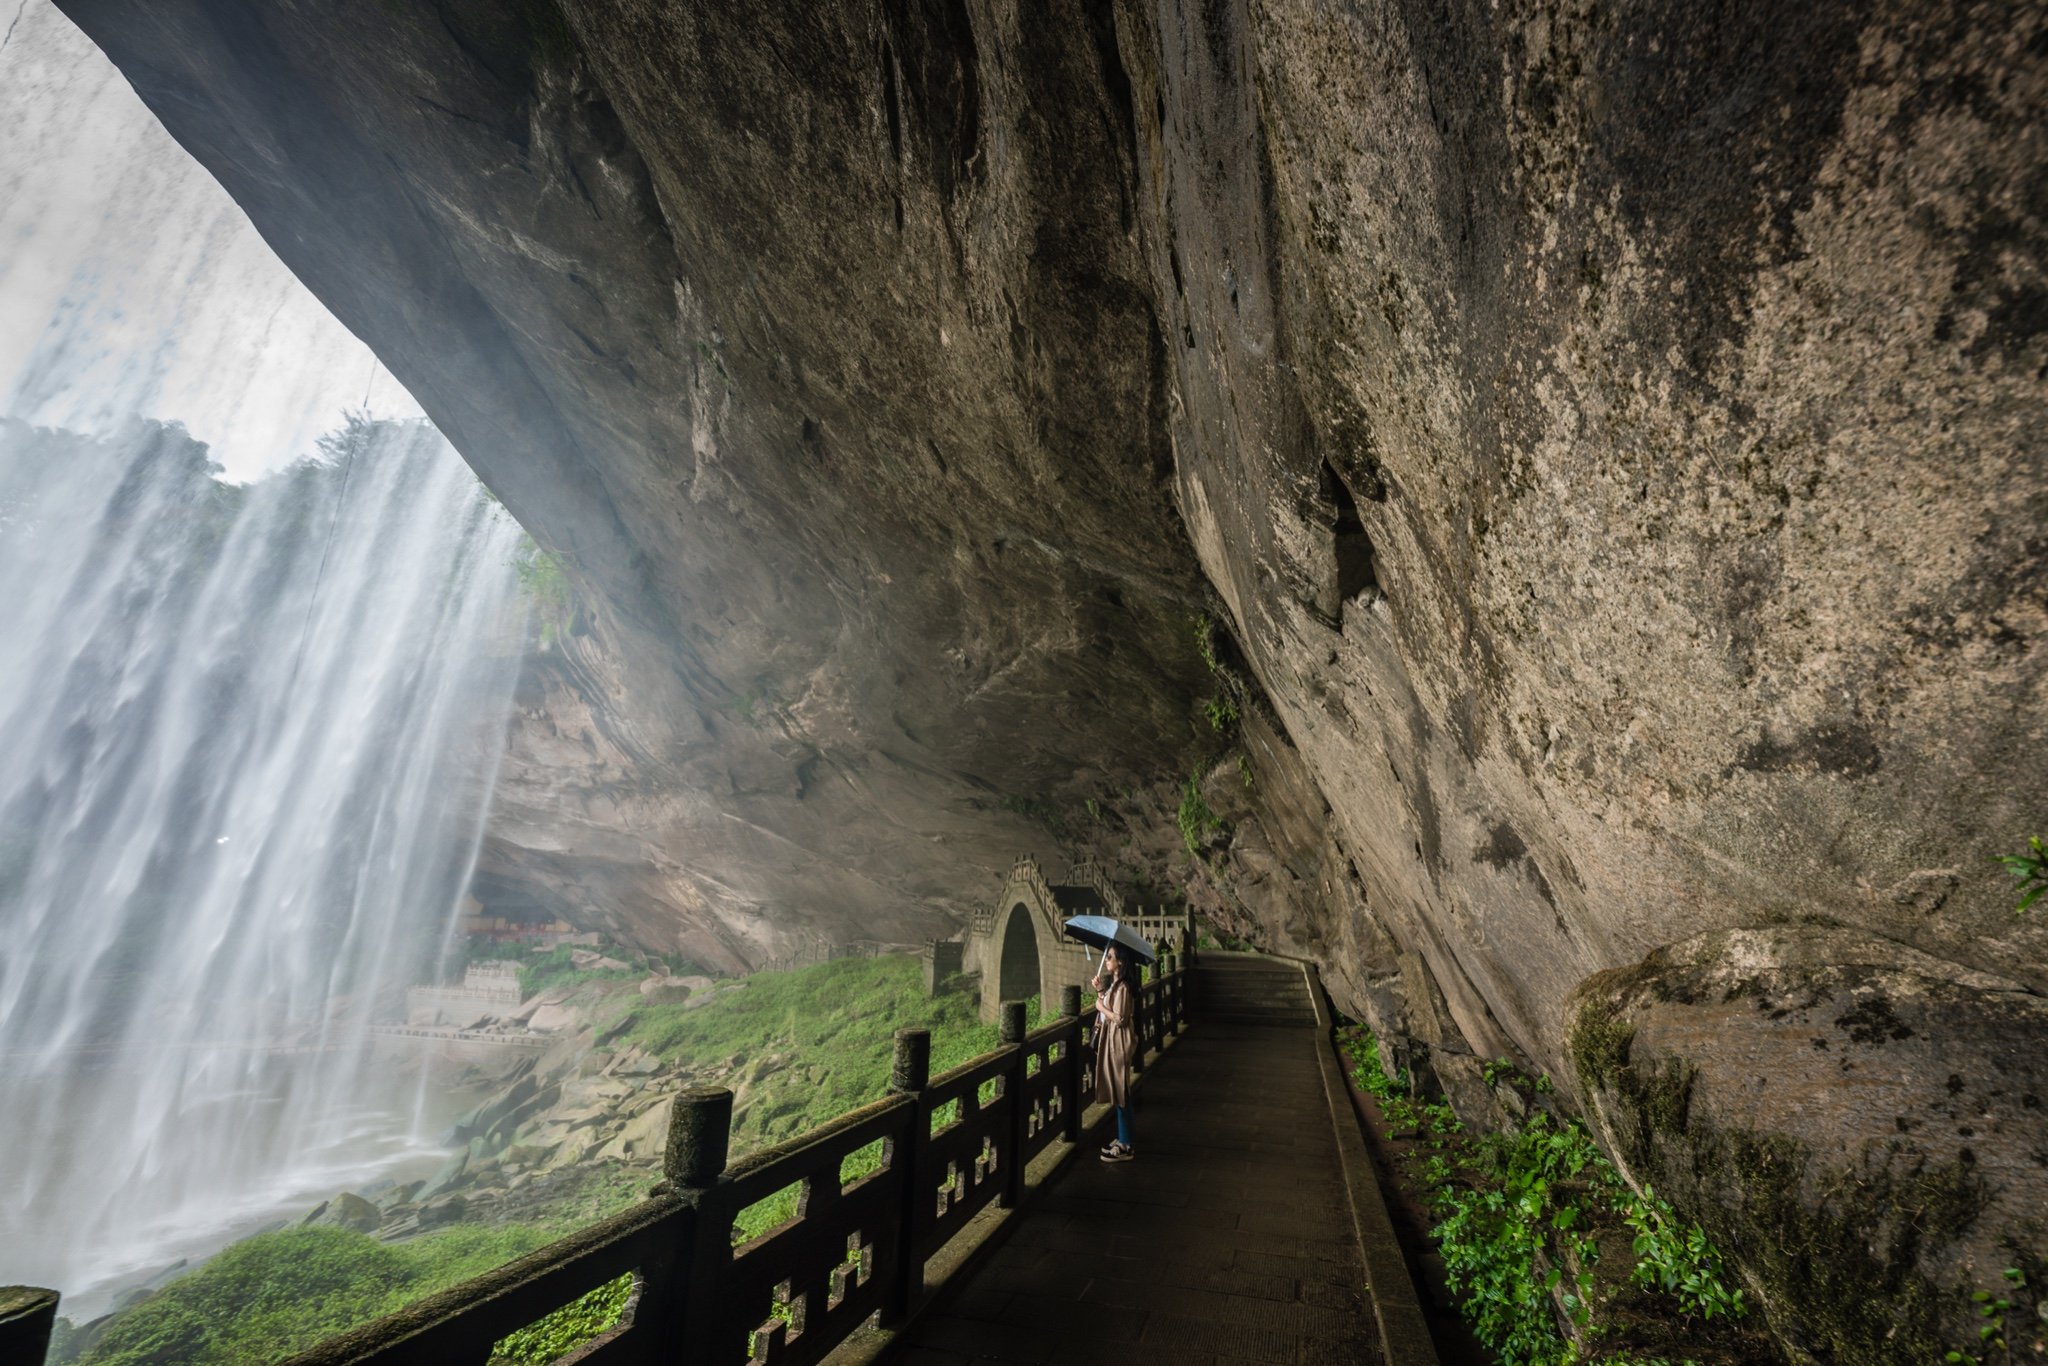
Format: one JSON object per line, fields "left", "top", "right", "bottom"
{"left": 53, "top": 0, "right": 2048, "bottom": 1349}
{"left": 1569, "top": 928, "right": 2048, "bottom": 1363}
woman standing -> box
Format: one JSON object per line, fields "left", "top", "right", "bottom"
{"left": 1092, "top": 944, "right": 1140, "bottom": 1161}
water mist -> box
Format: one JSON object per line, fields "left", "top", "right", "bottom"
{"left": 0, "top": 414, "right": 527, "bottom": 1309}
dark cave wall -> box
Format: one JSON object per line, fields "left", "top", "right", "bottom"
{"left": 52, "top": 0, "right": 2048, "bottom": 1353}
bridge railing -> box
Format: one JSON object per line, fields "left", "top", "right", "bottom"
{"left": 3, "top": 950, "right": 1192, "bottom": 1366}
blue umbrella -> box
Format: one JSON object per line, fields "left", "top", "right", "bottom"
{"left": 1060, "top": 915, "right": 1157, "bottom": 965}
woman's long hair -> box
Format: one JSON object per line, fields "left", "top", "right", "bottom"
{"left": 1101, "top": 946, "right": 1142, "bottom": 1044}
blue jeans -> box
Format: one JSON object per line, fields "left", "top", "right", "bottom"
{"left": 1115, "top": 1103, "right": 1134, "bottom": 1148}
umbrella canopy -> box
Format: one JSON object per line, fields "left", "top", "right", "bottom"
{"left": 1060, "top": 915, "right": 1157, "bottom": 965}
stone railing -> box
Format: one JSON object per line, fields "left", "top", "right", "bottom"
{"left": 754, "top": 939, "right": 906, "bottom": 977}
{"left": 1062, "top": 858, "right": 1126, "bottom": 916}
{"left": 2, "top": 954, "right": 1193, "bottom": 1366}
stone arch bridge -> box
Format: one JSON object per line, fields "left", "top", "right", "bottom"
{"left": 925, "top": 855, "right": 1192, "bottom": 1021}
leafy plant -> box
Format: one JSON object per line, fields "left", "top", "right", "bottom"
{"left": 1997, "top": 837, "right": 2048, "bottom": 915}
{"left": 490, "top": 1272, "right": 632, "bottom": 1365}
{"left": 511, "top": 535, "right": 575, "bottom": 649}
{"left": 1237, "top": 752, "right": 1254, "bottom": 790}
{"left": 1948, "top": 1265, "right": 2033, "bottom": 1365}
{"left": 1335, "top": 1026, "right": 1748, "bottom": 1365}
{"left": 1622, "top": 1188, "right": 1746, "bottom": 1321}
{"left": 1204, "top": 694, "right": 1239, "bottom": 732}
{"left": 1177, "top": 770, "right": 1222, "bottom": 857}
{"left": 1192, "top": 613, "right": 1222, "bottom": 675}
{"left": 1485, "top": 1056, "right": 1555, "bottom": 1094}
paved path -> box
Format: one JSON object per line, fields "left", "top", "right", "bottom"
{"left": 882, "top": 1012, "right": 1384, "bottom": 1365}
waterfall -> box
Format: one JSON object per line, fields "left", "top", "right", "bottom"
{"left": 0, "top": 0, "right": 423, "bottom": 480}
{"left": 0, "top": 414, "right": 526, "bottom": 1309}
{"left": 0, "top": 1, "right": 538, "bottom": 1310}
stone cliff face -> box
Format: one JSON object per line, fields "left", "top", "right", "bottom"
{"left": 57, "top": 0, "right": 2046, "bottom": 1354}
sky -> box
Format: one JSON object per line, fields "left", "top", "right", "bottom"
{"left": 0, "top": 0, "right": 427, "bottom": 480}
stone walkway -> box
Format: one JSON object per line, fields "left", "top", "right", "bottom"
{"left": 880, "top": 1019, "right": 1384, "bottom": 1365}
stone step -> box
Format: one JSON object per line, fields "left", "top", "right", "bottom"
{"left": 1191, "top": 956, "right": 1320, "bottom": 1028}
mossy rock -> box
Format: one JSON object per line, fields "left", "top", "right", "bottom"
{"left": 1565, "top": 926, "right": 2047, "bottom": 1366}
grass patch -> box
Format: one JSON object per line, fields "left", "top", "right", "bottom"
{"left": 597, "top": 957, "right": 1036, "bottom": 1152}
{"left": 517, "top": 944, "right": 637, "bottom": 1000}
{"left": 69, "top": 1225, "right": 560, "bottom": 1366}
{"left": 490, "top": 1272, "right": 632, "bottom": 1366}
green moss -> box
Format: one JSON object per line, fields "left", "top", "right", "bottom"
{"left": 1704, "top": 1129, "right": 1991, "bottom": 1364}
{"left": 1637, "top": 1057, "right": 1696, "bottom": 1138}
{"left": 1569, "top": 994, "right": 1638, "bottom": 1092}
{"left": 1575, "top": 1003, "right": 1992, "bottom": 1363}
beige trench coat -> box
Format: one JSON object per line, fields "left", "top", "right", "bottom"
{"left": 1092, "top": 975, "right": 1138, "bottom": 1108}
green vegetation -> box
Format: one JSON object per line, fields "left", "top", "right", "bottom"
{"left": 1947, "top": 1264, "right": 2037, "bottom": 1365}
{"left": 1177, "top": 769, "right": 1222, "bottom": 857}
{"left": 1337, "top": 1027, "right": 1747, "bottom": 1366}
{"left": 1203, "top": 694, "right": 1239, "bottom": 732}
{"left": 516, "top": 943, "right": 638, "bottom": 1000}
{"left": 491, "top": 1273, "right": 632, "bottom": 1366}
{"left": 511, "top": 535, "right": 574, "bottom": 649}
{"left": 601, "top": 955, "right": 1027, "bottom": 1153}
{"left": 1996, "top": 837, "right": 2047, "bottom": 914}
{"left": 61, "top": 955, "right": 1031, "bottom": 1365}
{"left": 998, "top": 793, "right": 1067, "bottom": 837}
{"left": 64, "top": 1225, "right": 557, "bottom": 1366}
{"left": 1621, "top": 1189, "right": 1745, "bottom": 1322}
{"left": 1192, "top": 613, "right": 1223, "bottom": 675}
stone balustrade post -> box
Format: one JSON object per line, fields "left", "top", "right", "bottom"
{"left": 0, "top": 1287, "right": 58, "bottom": 1366}
{"left": 655, "top": 1087, "right": 744, "bottom": 1359}
{"left": 664, "top": 1086, "right": 733, "bottom": 1190}
{"left": 891, "top": 1025, "right": 931, "bottom": 1094}
{"left": 884, "top": 1028, "right": 930, "bottom": 1325}
{"left": 999, "top": 1001, "right": 1027, "bottom": 1209}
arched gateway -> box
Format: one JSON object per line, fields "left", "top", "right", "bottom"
{"left": 936, "top": 855, "right": 1191, "bottom": 1021}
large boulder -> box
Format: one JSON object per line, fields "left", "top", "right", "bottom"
{"left": 638, "top": 976, "right": 692, "bottom": 1005}
{"left": 302, "top": 1192, "right": 383, "bottom": 1235}
{"left": 1568, "top": 928, "right": 2047, "bottom": 1364}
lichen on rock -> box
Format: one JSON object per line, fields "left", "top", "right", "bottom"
{"left": 1567, "top": 927, "right": 2047, "bottom": 1363}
